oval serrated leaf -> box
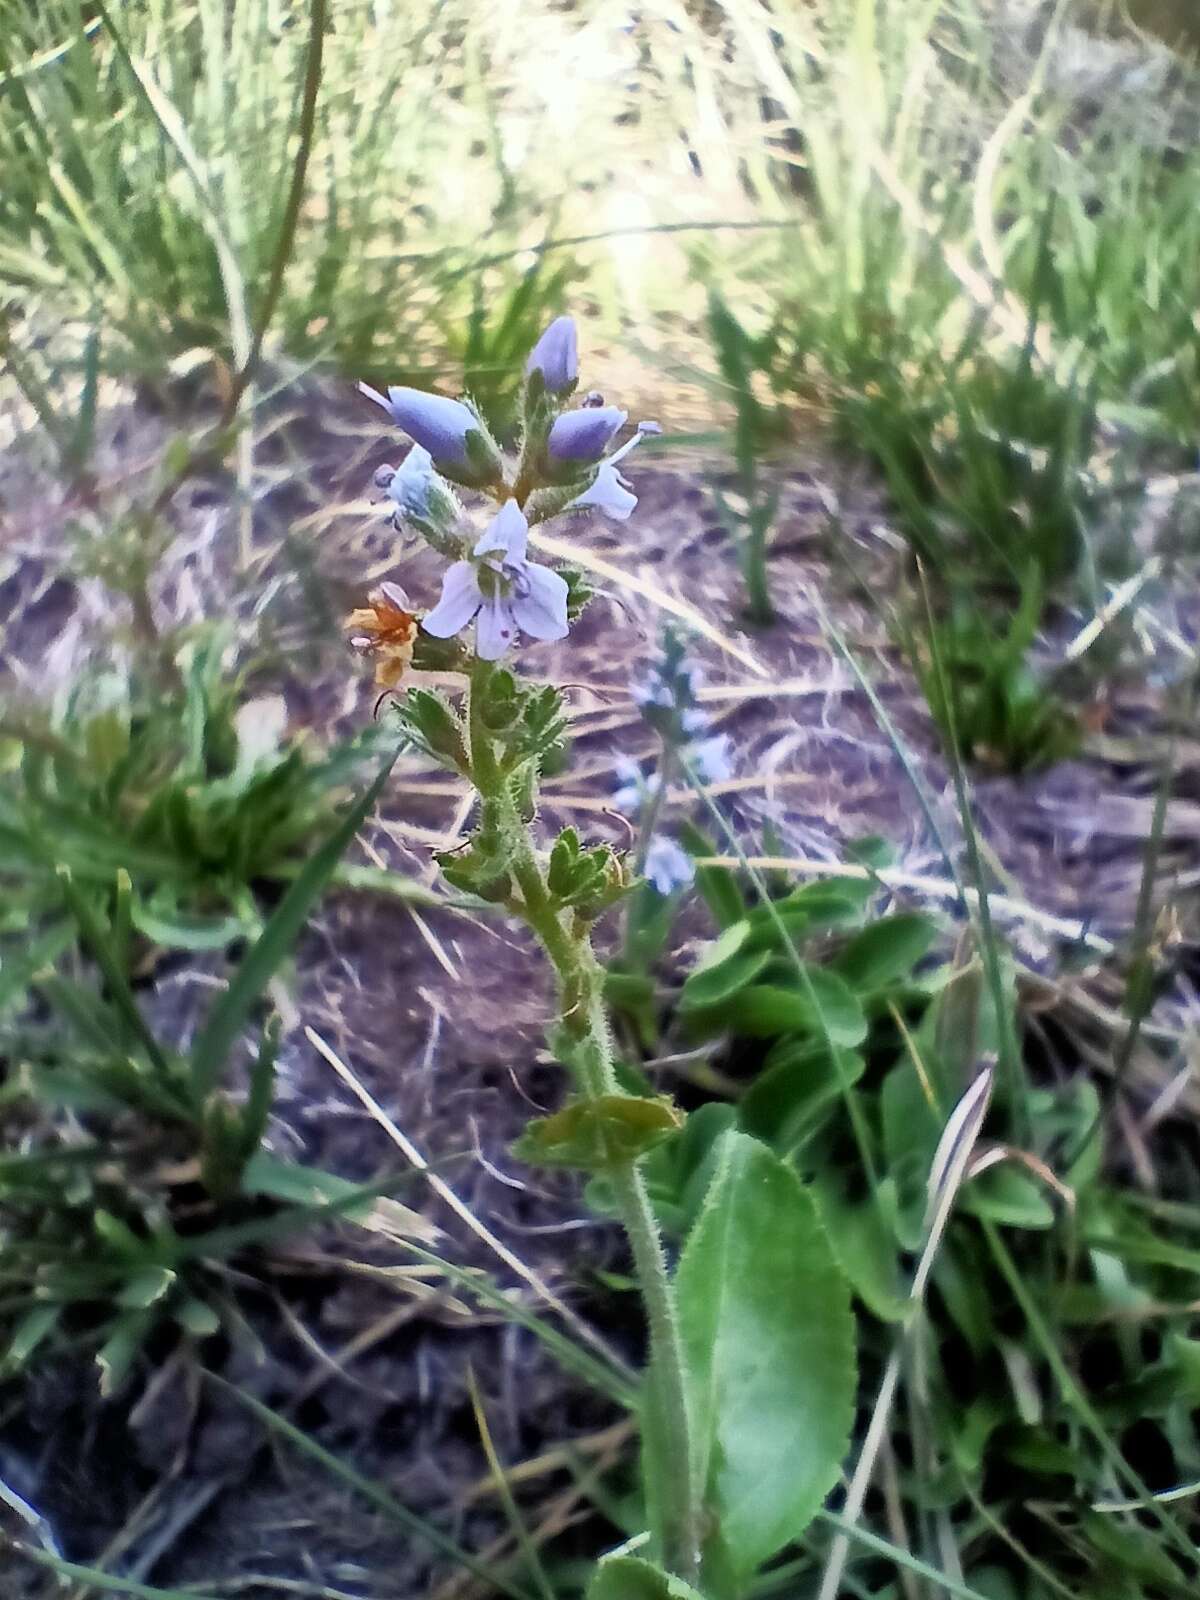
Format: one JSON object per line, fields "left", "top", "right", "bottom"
{"left": 673, "top": 1130, "right": 856, "bottom": 1588}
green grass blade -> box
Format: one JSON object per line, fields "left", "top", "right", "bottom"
{"left": 208, "top": 1377, "right": 537, "bottom": 1600}
{"left": 52, "top": 865, "right": 173, "bottom": 1079}
{"left": 188, "top": 747, "right": 400, "bottom": 1095}
{"left": 6, "top": 1547, "right": 220, "bottom": 1600}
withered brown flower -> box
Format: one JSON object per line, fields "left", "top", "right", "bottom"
{"left": 346, "top": 581, "right": 418, "bottom": 690}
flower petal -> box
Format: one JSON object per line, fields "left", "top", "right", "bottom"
{"left": 547, "top": 406, "right": 627, "bottom": 463}
{"left": 421, "top": 562, "right": 482, "bottom": 637}
{"left": 384, "top": 387, "right": 477, "bottom": 466}
{"left": 474, "top": 499, "right": 528, "bottom": 563}
{"left": 475, "top": 593, "right": 517, "bottom": 659}
{"left": 569, "top": 461, "right": 637, "bottom": 521}
{"left": 689, "top": 733, "right": 732, "bottom": 785}
{"left": 526, "top": 316, "right": 578, "bottom": 394}
{"left": 510, "top": 562, "right": 569, "bottom": 641}
{"left": 644, "top": 835, "right": 695, "bottom": 896}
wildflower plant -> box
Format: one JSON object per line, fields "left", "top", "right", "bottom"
{"left": 348, "top": 318, "right": 855, "bottom": 1595}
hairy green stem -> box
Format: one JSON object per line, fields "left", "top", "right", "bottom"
{"left": 466, "top": 661, "right": 700, "bottom": 1580}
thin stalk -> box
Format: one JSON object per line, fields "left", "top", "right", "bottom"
{"left": 228, "top": 0, "right": 327, "bottom": 415}
{"left": 1070, "top": 659, "right": 1199, "bottom": 1166}
{"left": 632, "top": 742, "right": 676, "bottom": 878}
{"left": 465, "top": 660, "right": 701, "bottom": 1581}
{"left": 915, "top": 560, "right": 1026, "bottom": 1133}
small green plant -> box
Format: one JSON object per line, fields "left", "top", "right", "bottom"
{"left": 0, "top": 630, "right": 410, "bottom": 953}
{"left": 905, "top": 580, "right": 1081, "bottom": 773}
{"left": 0, "top": 751, "right": 407, "bottom": 1390}
{"left": 345, "top": 316, "right": 858, "bottom": 1595}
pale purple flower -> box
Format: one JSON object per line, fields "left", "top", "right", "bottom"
{"left": 421, "top": 500, "right": 568, "bottom": 660}
{"left": 568, "top": 461, "right": 638, "bottom": 522}
{"left": 526, "top": 316, "right": 578, "bottom": 394}
{"left": 548, "top": 406, "right": 627, "bottom": 463}
{"left": 386, "top": 446, "right": 459, "bottom": 527}
{"left": 566, "top": 421, "right": 662, "bottom": 520}
{"left": 632, "top": 680, "right": 674, "bottom": 711}
{"left": 612, "top": 756, "right": 661, "bottom": 815}
{"left": 644, "top": 835, "right": 695, "bottom": 896}
{"left": 688, "top": 733, "right": 732, "bottom": 785}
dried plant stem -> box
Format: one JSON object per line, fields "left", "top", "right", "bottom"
{"left": 466, "top": 660, "right": 700, "bottom": 1582}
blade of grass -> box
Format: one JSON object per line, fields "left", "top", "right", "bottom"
{"left": 228, "top": 0, "right": 326, "bottom": 413}
{"left": 51, "top": 865, "right": 172, "bottom": 1079}
{"left": 467, "top": 1367, "right": 557, "bottom": 1600}
{"left": 208, "top": 1377, "right": 537, "bottom": 1600}
{"left": 913, "top": 560, "right": 1025, "bottom": 1125}
{"left": 816, "top": 1068, "right": 995, "bottom": 1600}
{"left": 305, "top": 1022, "right": 635, "bottom": 1385}
{"left": 189, "top": 747, "right": 400, "bottom": 1094}
{"left": 5, "top": 1547, "right": 220, "bottom": 1600}
{"left": 813, "top": 1510, "right": 1004, "bottom": 1600}
{"left": 983, "top": 1216, "right": 1199, "bottom": 1565}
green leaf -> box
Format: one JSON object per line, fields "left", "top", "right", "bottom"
{"left": 97, "top": 1309, "right": 153, "bottom": 1397}
{"left": 640, "top": 1102, "right": 738, "bottom": 1239}
{"left": 117, "top": 1265, "right": 177, "bottom": 1309}
{"left": 964, "top": 1164, "right": 1055, "bottom": 1229}
{"left": 725, "top": 970, "right": 867, "bottom": 1046}
{"left": 131, "top": 898, "right": 249, "bottom": 952}
{"left": 7, "top": 1303, "right": 62, "bottom": 1367}
{"left": 174, "top": 1297, "right": 221, "bottom": 1338}
{"left": 673, "top": 1130, "right": 856, "bottom": 1587}
{"left": 52, "top": 867, "right": 173, "bottom": 1077}
{"left": 677, "top": 824, "right": 744, "bottom": 929}
{"left": 739, "top": 1041, "right": 864, "bottom": 1155}
{"left": 813, "top": 1176, "right": 908, "bottom": 1322}
{"left": 587, "top": 1554, "right": 708, "bottom": 1600}
{"left": 831, "top": 913, "right": 936, "bottom": 991}
{"left": 513, "top": 1095, "right": 683, "bottom": 1172}
{"left": 679, "top": 946, "right": 770, "bottom": 1011}
{"left": 880, "top": 1058, "right": 942, "bottom": 1250}
{"left": 189, "top": 749, "right": 399, "bottom": 1094}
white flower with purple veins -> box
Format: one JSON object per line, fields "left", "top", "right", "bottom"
{"left": 422, "top": 500, "right": 568, "bottom": 660}
{"left": 526, "top": 316, "right": 578, "bottom": 395}
{"left": 644, "top": 835, "right": 695, "bottom": 896}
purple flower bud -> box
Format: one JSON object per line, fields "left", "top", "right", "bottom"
{"left": 526, "top": 316, "right": 578, "bottom": 395}
{"left": 360, "top": 383, "right": 477, "bottom": 468}
{"left": 547, "top": 406, "right": 627, "bottom": 464}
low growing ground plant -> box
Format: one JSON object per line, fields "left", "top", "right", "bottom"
{"left": 0, "top": 752, "right": 410, "bottom": 1393}
{"left": 0, "top": 630, "right": 409, "bottom": 955}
